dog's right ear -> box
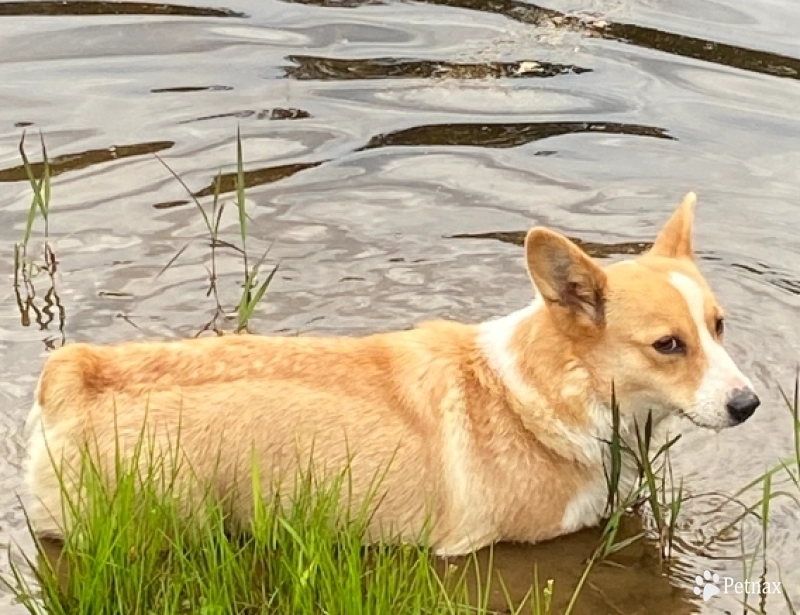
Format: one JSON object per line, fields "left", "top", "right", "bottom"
{"left": 649, "top": 191, "right": 697, "bottom": 260}
{"left": 525, "top": 227, "right": 608, "bottom": 331}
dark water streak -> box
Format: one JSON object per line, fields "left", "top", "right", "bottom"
{"left": 0, "top": 1, "right": 247, "bottom": 17}
{"left": 284, "top": 55, "right": 592, "bottom": 81}
{"left": 0, "top": 141, "right": 174, "bottom": 182}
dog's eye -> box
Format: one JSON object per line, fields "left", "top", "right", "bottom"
{"left": 715, "top": 318, "right": 724, "bottom": 336}
{"left": 652, "top": 336, "right": 685, "bottom": 355}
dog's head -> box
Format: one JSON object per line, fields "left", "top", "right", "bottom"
{"left": 524, "top": 192, "right": 759, "bottom": 430}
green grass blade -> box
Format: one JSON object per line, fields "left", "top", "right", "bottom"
{"left": 235, "top": 126, "right": 248, "bottom": 268}
{"left": 153, "top": 153, "right": 214, "bottom": 235}
{"left": 38, "top": 131, "right": 51, "bottom": 234}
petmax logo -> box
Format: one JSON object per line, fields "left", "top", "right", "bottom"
{"left": 693, "top": 570, "right": 783, "bottom": 602}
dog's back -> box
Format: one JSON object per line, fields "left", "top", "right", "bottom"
{"left": 25, "top": 328, "right": 477, "bottom": 548}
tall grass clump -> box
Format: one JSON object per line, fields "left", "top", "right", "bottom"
{"left": 596, "top": 389, "right": 685, "bottom": 566}
{"left": 4, "top": 419, "right": 553, "bottom": 615}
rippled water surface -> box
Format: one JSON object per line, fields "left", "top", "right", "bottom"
{"left": 2, "top": 0, "right": 800, "bottom": 613}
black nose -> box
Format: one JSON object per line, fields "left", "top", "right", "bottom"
{"left": 726, "top": 388, "right": 760, "bottom": 424}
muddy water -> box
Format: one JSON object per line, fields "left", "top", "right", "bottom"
{"left": 1, "top": 0, "right": 799, "bottom": 613}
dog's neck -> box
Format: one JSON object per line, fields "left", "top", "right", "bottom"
{"left": 477, "top": 300, "right": 674, "bottom": 471}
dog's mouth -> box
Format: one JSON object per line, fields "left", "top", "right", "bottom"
{"left": 677, "top": 407, "right": 729, "bottom": 433}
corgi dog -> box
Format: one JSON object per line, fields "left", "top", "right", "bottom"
{"left": 25, "top": 192, "right": 759, "bottom": 556}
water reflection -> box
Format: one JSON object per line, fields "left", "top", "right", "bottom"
{"left": 160, "top": 121, "right": 673, "bottom": 204}
{"left": 13, "top": 243, "right": 66, "bottom": 350}
{"left": 281, "top": 0, "right": 800, "bottom": 82}
{"left": 149, "top": 120, "right": 673, "bottom": 206}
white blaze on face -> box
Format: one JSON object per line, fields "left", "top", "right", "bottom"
{"left": 668, "top": 272, "right": 754, "bottom": 428}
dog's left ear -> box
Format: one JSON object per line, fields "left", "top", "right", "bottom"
{"left": 525, "top": 228, "right": 607, "bottom": 330}
{"left": 649, "top": 192, "right": 696, "bottom": 260}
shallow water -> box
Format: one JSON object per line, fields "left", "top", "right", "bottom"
{"left": 1, "top": 0, "right": 800, "bottom": 613}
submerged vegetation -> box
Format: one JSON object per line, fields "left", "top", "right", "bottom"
{"left": 5, "top": 132, "right": 800, "bottom": 614}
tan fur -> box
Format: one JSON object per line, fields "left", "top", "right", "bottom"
{"left": 25, "top": 192, "right": 757, "bottom": 555}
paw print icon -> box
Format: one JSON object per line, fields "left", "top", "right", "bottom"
{"left": 694, "top": 570, "right": 721, "bottom": 602}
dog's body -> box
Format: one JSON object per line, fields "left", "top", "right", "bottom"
{"left": 25, "top": 193, "right": 760, "bottom": 556}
